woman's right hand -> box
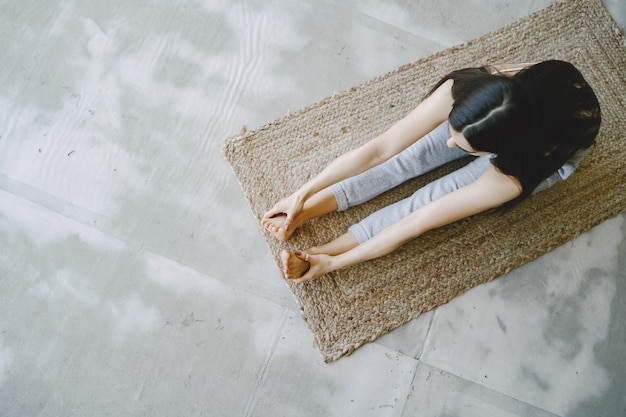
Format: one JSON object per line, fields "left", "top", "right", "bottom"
{"left": 262, "top": 192, "right": 306, "bottom": 233}
{"left": 261, "top": 193, "right": 306, "bottom": 241}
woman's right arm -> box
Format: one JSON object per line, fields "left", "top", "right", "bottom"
{"left": 265, "top": 79, "right": 455, "bottom": 225}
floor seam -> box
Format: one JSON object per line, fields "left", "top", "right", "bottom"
{"left": 416, "top": 311, "right": 436, "bottom": 360}
{"left": 298, "top": 0, "right": 453, "bottom": 48}
{"left": 242, "top": 309, "right": 289, "bottom": 417}
{"left": 0, "top": 173, "right": 293, "bottom": 309}
{"left": 415, "top": 360, "right": 562, "bottom": 417}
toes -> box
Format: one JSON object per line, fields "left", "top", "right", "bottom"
{"left": 263, "top": 218, "right": 288, "bottom": 239}
{"left": 280, "top": 249, "right": 316, "bottom": 280}
{"left": 280, "top": 250, "right": 292, "bottom": 275}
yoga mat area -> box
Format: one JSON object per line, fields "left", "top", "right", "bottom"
{"left": 223, "top": 0, "right": 626, "bottom": 362}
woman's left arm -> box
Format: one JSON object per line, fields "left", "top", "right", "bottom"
{"left": 297, "top": 166, "right": 522, "bottom": 282}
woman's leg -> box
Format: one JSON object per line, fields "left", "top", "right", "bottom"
{"left": 283, "top": 148, "right": 591, "bottom": 280}
{"left": 263, "top": 187, "right": 338, "bottom": 240}
{"left": 282, "top": 154, "right": 492, "bottom": 279}
{"left": 266, "top": 121, "right": 465, "bottom": 240}
{"left": 349, "top": 155, "right": 493, "bottom": 243}
{"left": 332, "top": 121, "right": 468, "bottom": 211}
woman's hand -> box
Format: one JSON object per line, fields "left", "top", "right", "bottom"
{"left": 280, "top": 250, "right": 334, "bottom": 283}
{"left": 290, "top": 252, "right": 334, "bottom": 284}
{"left": 262, "top": 192, "right": 305, "bottom": 232}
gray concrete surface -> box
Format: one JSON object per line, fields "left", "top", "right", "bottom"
{"left": 0, "top": 0, "right": 624, "bottom": 416}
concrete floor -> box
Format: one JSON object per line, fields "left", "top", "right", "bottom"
{"left": 1, "top": 0, "right": 625, "bottom": 416}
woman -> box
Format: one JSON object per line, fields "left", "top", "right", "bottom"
{"left": 262, "top": 60, "right": 601, "bottom": 283}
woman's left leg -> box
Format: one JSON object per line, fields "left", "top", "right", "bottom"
{"left": 348, "top": 154, "right": 493, "bottom": 244}
{"left": 267, "top": 121, "right": 463, "bottom": 241}
{"left": 282, "top": 155, "right": 493, "bottom": 280}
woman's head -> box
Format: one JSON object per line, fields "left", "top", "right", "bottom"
{"left": 515, "top": 60, "right": 601, "bottom": 151}
{"left": 447, "top": 72, "right": 533, "bottom": 155}
{"left": 431, "top": 62, "right": 600, "bottom": 205}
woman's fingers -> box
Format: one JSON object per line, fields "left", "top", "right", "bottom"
{"left": 283, "top": 214, "right": 294, "bottom": 231}
{"left": 291, "top": 253, "right": 327, "bottom": 283}
{"left": 264, "top": 197, "right": 300, "bottom": 221}
{"left": 294, "top": 272, "right": 314, "bottom": 284}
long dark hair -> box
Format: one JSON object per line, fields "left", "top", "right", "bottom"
{"left": 431, "top": 60, "right": 601, "bottom": 205}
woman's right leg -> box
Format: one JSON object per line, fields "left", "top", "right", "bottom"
{"left": 266, "top": 121, "right": 465, "bottom": 240}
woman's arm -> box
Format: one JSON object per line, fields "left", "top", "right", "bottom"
{"left": 264, "top": 80, "right": 455, "bottom": 226}
{"left": 295, "top": 166, "right": 522, "bottom": 282}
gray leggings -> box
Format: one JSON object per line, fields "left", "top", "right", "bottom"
{"left": 330, "top": 121, "right": 587, "bottom": 244}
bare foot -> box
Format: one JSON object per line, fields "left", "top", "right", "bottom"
{"left": 281, "top": 250, "right": 310, "bottom": 279}
{"left": 262, "top": 214, "right": 296, "bottom": 241}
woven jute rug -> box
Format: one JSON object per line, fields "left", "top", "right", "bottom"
{"left": 223, "top": 0, "right": 626, "bottom": 362}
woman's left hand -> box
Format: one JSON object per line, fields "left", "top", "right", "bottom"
{"left": 291, "top": 253, "right": 333, "bottom": 284}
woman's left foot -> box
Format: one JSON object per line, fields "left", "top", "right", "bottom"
{"left": 281, "top": 250, "right": 310, "bottom": 279}
{"left": 262, "top": 214, "right": 296, "bottom": 241}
